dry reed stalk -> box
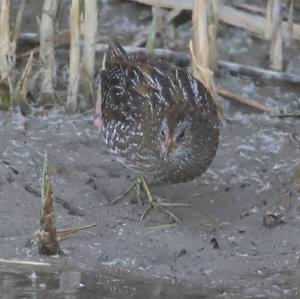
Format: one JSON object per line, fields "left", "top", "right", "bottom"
{"left": 19, "top": 30, "right": 71, "bottom": 58}
{"left": 0, "top": 258, "right": 51, "bottom": 267}
{"left": 209, "top": 0, "right": 218, "bottom": 70}
{"left": 16, "top": 38, "right": 300, "bottom": 86}
{"left": 265, "top": 0, "right": 273, "bottom": 39}
{"left": 94, "top": 52, "right": 106, "bottom": 129}
{"left": 16, "top": 51, "right": 33, "bottom": 115}
{"left": 128, "top": 0, "right": 300, "bottom": 41}
{"left": 220, "top": 4, "right": 300, "bottom": 41}
{"left": 80, "top": 0, "right": 97, "bottom": 105}
{"left": 269, "top": 0, "right": 283, "bottom": 71}
{"left": 0, "top": 79, "right": 10, "bottom": 110}
{"left": 19, "top": 52, "right": 34, "bottom": 98}
{"left": 66, "top": 0, "right": 81, "bottom": 113}
{"left": 217, "top": 87, "right": 273, "bottom": 113}
{"left": 35, "top": 152, "right": 96, "bottom": 253}
{"left": 129, "top": 0, "right": 190, "bottom": 10}
{"left": 219, "top": 60, "right": 300, "bottom": 84}
{"left": 165, "top": 8, "right": 181, "bottom": 24}
{"left": 191, "top": 0, "right": 223, "bottom": 119}
{"left": 37, "top": 151, "right": 62, "bottom": 255}
{"left": 192, "top": 0, "right": 209, "bottom": 69}
{"left": 39, "top": 0, "right": 58, "bottom": 104}
{"left": 92, "top": 43, "right": 300, "bottom": 84}
{"left": 286, "top": 0, "right": 294, "bottom": 47}
{"left": 0, "top": 0, "right": 14, "bottom": 110}
{"left": 233, "top": 3, "right": 266, "bottom": 15}
{"left": 208, "top": 25, "right": 218, "bottom": 70}
{"left": 294, "top": 164, "right": 300, "bottom": 187}
{"left": 133, "top": 8, "right": 179, "bottom": 48}
{"left": 0, "top": 0, "right": 11, "bottom": 80}
{"left": 12, "top": 0, "right": 25, "bottom": 65}
{"left": 146, "top": 6, "right": 163, "bottom": 51}
{"left": 56, "top": 223, "right": 96, "bottom": 239}
{"left": 82, "top": 43, "right": 300, "bottom": 85}
{"left": 190, "top": 40, "right": 223, "bottom": 120}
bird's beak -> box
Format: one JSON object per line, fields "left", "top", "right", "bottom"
{"left": 164, "top": 138, "right": 176, "bottom": 158}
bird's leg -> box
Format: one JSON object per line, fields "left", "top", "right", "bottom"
{"left": 139, "top": 176, "right": 191, "bottom": 223}
{"left": 112, "top": 175, "right": 190, "bottom": 223}
{"left": 111, "top": 178, "right": 142, "bottom": 205}
{"left": 139, "top": 176, "right": 154, "bottom": 220}
{"left": 135, "top": 177, "right": 142, "bottom": 205}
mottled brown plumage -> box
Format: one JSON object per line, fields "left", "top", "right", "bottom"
{"left": 101, "top": 40, "right": 219, "bottom": 184}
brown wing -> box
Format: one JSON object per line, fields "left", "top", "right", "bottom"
{"left": 101, "top": 40, "right": 217, "bottom": 126}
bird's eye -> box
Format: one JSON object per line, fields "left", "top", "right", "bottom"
{"left": 178, "top": 130, "right": 185, "bottom": 139}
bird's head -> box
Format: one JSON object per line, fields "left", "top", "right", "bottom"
{"left": 159, "top": 108, "right": 193, "bottom": 158}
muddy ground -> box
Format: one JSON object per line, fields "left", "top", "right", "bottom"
{"left": 1, "top": 0, "right": 300, "bottom": 298}
{"left": 1, "top": 88, "right": 300, "bottom": 298}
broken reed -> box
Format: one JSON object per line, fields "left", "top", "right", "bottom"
{"left": 0, "top": 0, "right": 298, "bottom": 113}
{"left": 0, "top": 0, "right": 12, "bottom": 110}
{"left": 67, "top": 0, "right": 97, "bottom": 113}
{"left": 39, "top": 0, "right": 58, "bottom": 106}
{"left": 0, "top": 0, "right": 97, "bottom": 113}
{"left": 130, "top": 0, "right": 298, "bottom": 72}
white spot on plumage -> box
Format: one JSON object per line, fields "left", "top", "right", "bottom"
{"left": 101, "top": 41, "right": 219, "bottom": 183}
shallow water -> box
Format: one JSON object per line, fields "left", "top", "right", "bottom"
{"left": 1, "top": 268, "right": 210, "bottom": 299}
{"left": 2, "top": 268, "right": 300, "bottom": 299}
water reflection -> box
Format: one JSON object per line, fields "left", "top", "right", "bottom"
{"left": 0, "top": 270, "right": 209, "bottom": 299}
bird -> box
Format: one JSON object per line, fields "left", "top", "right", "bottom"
{"left": 99, "top": 40, "right": 220, "bottom": 221}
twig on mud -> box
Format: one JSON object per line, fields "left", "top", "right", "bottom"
{"left": 218, "top": 60, "right": 300, "bottom": 85}
{"left": 269, "top": 111, "right": 300, "bottom": 118}
{"left": 56, "top": 223, "right": 97, "bottom": 239}
{"left": 0, "top": 258, "right": 51, "bottom": 267}
{"left": 217, "top": 87, "right": 273, "bottom": 112}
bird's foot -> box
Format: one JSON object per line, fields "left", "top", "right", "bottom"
{"left": 112, "top": 176, "right": 190, "bottom": 223}
{"left": 142, "top": 195, "right": 191, "bottom": 223}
